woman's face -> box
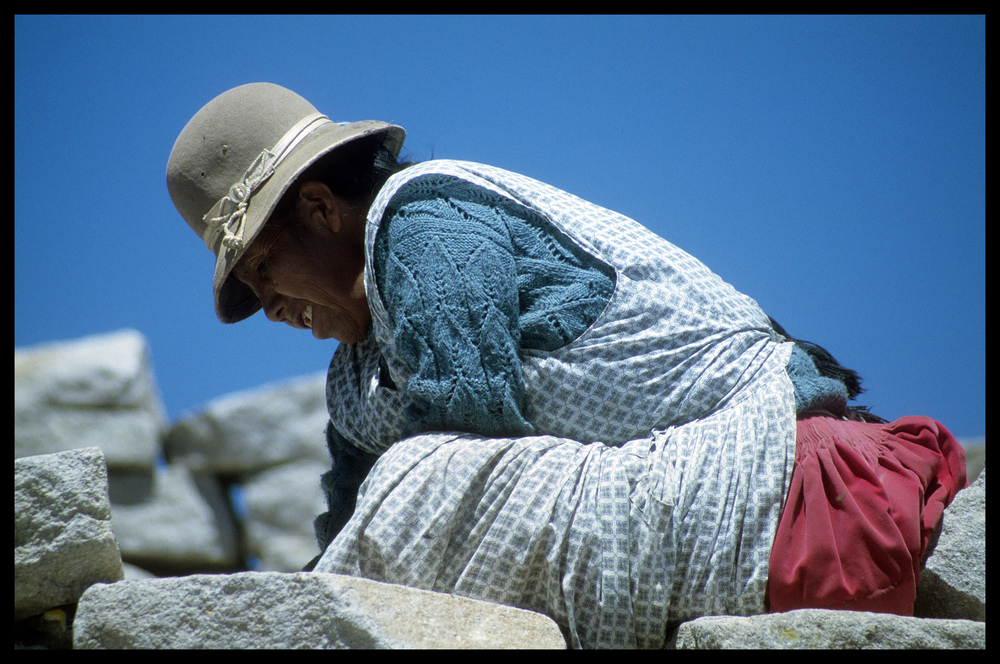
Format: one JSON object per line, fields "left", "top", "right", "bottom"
{"left": 232, "top": 187, "right": 371, "bottom": 343}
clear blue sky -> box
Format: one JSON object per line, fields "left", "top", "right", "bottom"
{"left": 15, "top": 15, "right": 985, "bottom": 438}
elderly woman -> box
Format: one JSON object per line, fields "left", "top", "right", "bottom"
{"left": 167, "top": 83, "right": 966, "bottom": 648}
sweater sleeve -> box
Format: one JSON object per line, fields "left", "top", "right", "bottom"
{"left": 374, "top": 190, "right": 536, "bottom": 438}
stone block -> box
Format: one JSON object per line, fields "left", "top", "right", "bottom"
{"left": 110, "top": 464, "right": 240, "bottom": 573}
{"left": 15, "top": 329, "right": 165, "bottom": 469}
{"left": 15, "top": 447, "right": 124, "bottom": 621}
{"left": 915, "top": 468, "right": 986, "bottom": 621}
{"left": 241, "top": 460, "right": 329, "bottom": 571}
{"left": 73, "top": 572, "right": 566, "bottom": 649}
{"left": 164, "top": 372, "right": 328, "bottom": 474}
{"left": 673, "top": 609, "right": 985, "bottom": 649}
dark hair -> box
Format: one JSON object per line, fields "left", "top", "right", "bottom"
{"left": 267, "top": 134, "right": 417, "bottom": 227}
{"left": 300, "top": 134, "right": 415, "bottom": 205}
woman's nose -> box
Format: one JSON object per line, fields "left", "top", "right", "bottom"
{"left": 260, "top": 289, "right": 288, "bottom": 323}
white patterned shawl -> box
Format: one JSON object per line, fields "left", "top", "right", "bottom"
{"left": 316, "top": 161, "right": 796, "bottom": 649}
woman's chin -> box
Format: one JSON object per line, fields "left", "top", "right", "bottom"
{"left": 311, "top": 323, "right": 360, "bottom": 344}
{"left": 310, "top": 326, "right": 335, "bottom": 341}
{"left": 310, "top": 309, "right": 370, "bottom": 343}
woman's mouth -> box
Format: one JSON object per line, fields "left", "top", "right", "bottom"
{"left": 303, "top": 305, "right": 313, "bottom": 329}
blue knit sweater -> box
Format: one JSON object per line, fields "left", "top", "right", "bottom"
{"left": 372, "top": 177, "right": 616, "bottom": 437}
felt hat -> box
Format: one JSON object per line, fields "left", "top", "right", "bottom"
{"left": 166, "top": 83, "right": 405, "bottom": 323}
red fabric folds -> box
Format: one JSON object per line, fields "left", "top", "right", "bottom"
{"left": 767, "top": 414, "right": 968, "bottom": 615}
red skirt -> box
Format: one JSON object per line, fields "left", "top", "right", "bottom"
{"left": 767, "top": 414, "right": 968, "bottom": 615}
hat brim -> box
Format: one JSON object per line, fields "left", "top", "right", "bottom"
{"left": 211, "top": 120, "right": 405, "bottom": 324}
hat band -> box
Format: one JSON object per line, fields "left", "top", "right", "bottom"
{"left": 201, "top": 112, "right": 333, "bottom": 252}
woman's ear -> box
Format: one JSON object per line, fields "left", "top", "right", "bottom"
{"left": 297, "top": 181, "right": 343, "bottom": 233}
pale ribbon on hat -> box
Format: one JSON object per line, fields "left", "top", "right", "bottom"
{"left": 202, "top": 112, "right": 334, "bottom": 252}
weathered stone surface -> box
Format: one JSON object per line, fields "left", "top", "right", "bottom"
{"left": 673, "top": 609, "right": 985, "bottom": 649}
{"left": 109, "top": 464, "right": 239, "bottom": 572}
{"left": 164, "top": 372, "right": 328, "bottom": 474}
{"left": 915, "top": 468, "right": 986, "bottom": 621}
{"left": 15, "top": 448, "right": 124, "bottom": 621}
{"left": 73, "top": 572, "right": 566, "bottom": 649}
{"left": 241, "top": 460, "right": 328, "bottom": 571}
{"left": 14, "top": 329, "right": 165, "bottom": 469}
{"left": 331, "top": 575, "right": 567, "bottom": 649}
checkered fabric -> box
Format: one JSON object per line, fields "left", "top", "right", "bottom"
{"left": 317, "top": 161, "right": 796, "bottom": 648}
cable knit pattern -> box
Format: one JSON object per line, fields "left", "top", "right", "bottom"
{"left": 372, "top": 178, "right": 614, "bottom": 437}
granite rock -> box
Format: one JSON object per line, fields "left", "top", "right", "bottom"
{"left": 163, "top": 372, "right": 329, "bottom": 475}
{"left": 109, "top": 463, "right": 240, "bottom": 573}
{"left": 673, "top": 608, "right": 986, "bottom": 649}
{"left": 14, "top": 330, "right": 165, "bottom": 469}
{"left": 914, "top": 468, "right": 986, "bottom": 621}
{"left": 73, "top": 572, "right": 566, "bottom": 649}
{"left": 15, "top": 447, "right": 124, "bottom": 621}
{"left": 241, "top": 459, "right": 329, "bottom": 571}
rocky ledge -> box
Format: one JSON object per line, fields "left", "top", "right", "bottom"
{"left": 15, "top": 329, "right": 986, "bottom": 648}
